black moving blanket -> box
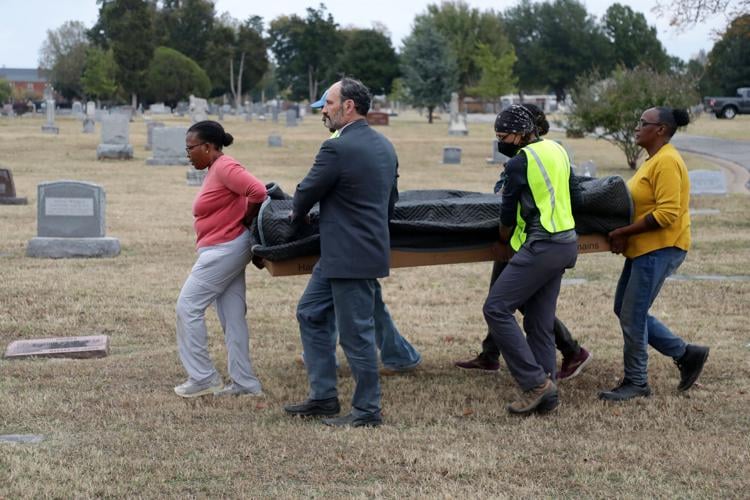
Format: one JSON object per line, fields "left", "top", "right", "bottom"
{"left": 249, "top": 176, "right": 633, "bottom": 262}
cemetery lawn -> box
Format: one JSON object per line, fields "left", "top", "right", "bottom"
{"left": 1, "top": 114, "right": 748, "bottom": 497}
{"left": 684, "top": 113, "right": 750, "bottom": 141}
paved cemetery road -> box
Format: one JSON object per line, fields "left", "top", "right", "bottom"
{"left": 672, "top": 135, "right": 750, "bottom": 192}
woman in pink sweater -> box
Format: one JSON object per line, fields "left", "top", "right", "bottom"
{"left": 174, "top": 121, "right": 267, "bottom": 398}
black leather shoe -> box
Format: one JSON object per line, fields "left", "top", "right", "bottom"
{"left": 284, "top": 397, "right": 340, "bottom": 417}
{"left": 322, "top": 412, "right": 382, "bottom": 428}
{"left": 598, "top": 379, "right": 651, "bottom": 401}
{"left": 675, "top": 344, "right": 709, "bottom": 391}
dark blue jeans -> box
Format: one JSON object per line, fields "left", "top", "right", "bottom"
{"left": 296, "top": 264, "right": 381, "bottom": 418}
{"left": 614, "top": 247, "right": 688, "bottom": 386}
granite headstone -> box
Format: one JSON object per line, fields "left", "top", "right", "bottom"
{"left": 26, "top": 181, "right": 120, "bottom": 258}
{"left": 147, "top": 127, "right": 189, "bottom": 165}
{"left": 96, "top": 116, "right": 133, "bottom": 160}
{"left": 145, "top": 121, "right": 165, "bottom": 151}
{"left": 443, "top": 146, "right": 462, "bottom": 164}
{"left": 689, "top": 170, "right": 727, "bottom": 195}
{"left": 0, "top": 168, "right": 28, "bottom": 205}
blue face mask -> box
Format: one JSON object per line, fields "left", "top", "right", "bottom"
{"left": 497, "top": 141, "right": 520, "bottom": 158}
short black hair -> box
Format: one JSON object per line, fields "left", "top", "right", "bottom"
{"left": 654, "top": 107, "right": 690, "bottom": 138}
{"left": 339, "top": 77, "right": 371, "bottom": 116}
{"left": 187, "top": 120, "right": 234, "bottom": 150}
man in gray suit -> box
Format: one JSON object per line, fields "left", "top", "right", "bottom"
{"left": 283, "top": 78, "right": 396, "bottom": 427}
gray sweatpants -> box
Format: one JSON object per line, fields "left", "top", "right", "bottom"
{"left": 175, "top": 230, "right": 261, "bottom": 392}
{"left": 483, "top": 239, "right": 578, "bottom": 391}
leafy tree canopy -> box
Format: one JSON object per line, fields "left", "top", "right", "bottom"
{"left": 400, "top": 18, "right": 458, "bottom": 123}
{"left": 337, "top": 29, "right": 400, "bottom": 95}
{"left": 603, "top": 4, "right": 671, "bottom": 72}
{"left": 39, "top": 20, "right": 90, "bottom": 100}
{"left": 700, "top": 15, "right": 750, "bottom": 95}
{"left": 268, "top": 4, "right": 343, "bottom": 102}
{"left": 143, "top": 46, "right": 211, "bottom": 107}
{"left": 570, "top": 66, "right": 698, "bottom": 169}
{"left": 415, "top": 1, "right": 512, "bottom": 97}
{"left": 81, "top": 47, "right": 118, "bottom": 103}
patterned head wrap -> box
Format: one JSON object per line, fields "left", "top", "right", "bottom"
{"left": 494, "top": 104, "right": 538, "bottom": 136}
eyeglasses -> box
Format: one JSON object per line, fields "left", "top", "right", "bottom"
{"left": 637, "top": 120, "right": 662, "bottom": 128}
{"left": 185, "top": 142, "right": 206, "bottom": 153}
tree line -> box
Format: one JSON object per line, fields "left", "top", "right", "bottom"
{"left": 21, "top": 0, "right": 750, "bottom": 113}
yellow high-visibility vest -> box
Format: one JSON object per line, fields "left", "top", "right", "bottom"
{"left": 509, "top": 139, "right": 575, "bottom": 251}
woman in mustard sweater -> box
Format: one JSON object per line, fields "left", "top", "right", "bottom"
{"left": 599, "top": 107, "right": 709, "bottom": 401}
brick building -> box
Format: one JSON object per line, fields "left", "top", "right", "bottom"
{"left": 0, "top": 68, "right": 48, "bottom": 100}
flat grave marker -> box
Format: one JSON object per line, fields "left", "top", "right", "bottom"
{"left": 689, "top": 170, "right": 727, "bottom": 195}
{"left": 4, "top": 334, "right": 110, "bottom": 359}
{"left": 442, "top": 146, "right": 462, "bottom": 165}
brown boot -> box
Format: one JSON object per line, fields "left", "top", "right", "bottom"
{"left": 507, "top": 378, "right": 558, "bottom": 415}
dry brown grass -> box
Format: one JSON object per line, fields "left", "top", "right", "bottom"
{"left": 1, "top": 113, "right": 748, "bottom": 498}
{"left": 684, "top": 113, "right": 750, "bottom": 141}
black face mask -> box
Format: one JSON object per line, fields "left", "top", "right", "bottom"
{"left": 497, "top": 141, "right": 520, "bottom": 158}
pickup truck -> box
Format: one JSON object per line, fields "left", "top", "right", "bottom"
{"left": 703, "top": 88, "right": 750, "bottom": 119}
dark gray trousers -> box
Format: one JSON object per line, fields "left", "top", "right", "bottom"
{"left": 483, "top": 240, "right": 578, "bottom": 391}
{"left": 481, "top": 261, "right": 580, "bottom": 360}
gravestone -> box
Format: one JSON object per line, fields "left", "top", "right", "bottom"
{"left": 0, "top": 168, "right": 28, "bottom": 205}
{"left": 218, "top": 106, "right": 225, "bottom": 121}
{"left": 147, "top": 127, "right": 190, "bottom": 165}
{"left": 2, "top": 104, "right": 14, "bottom": 117}
{"left": 486, "top": 139, "right": 507, "bottom": 164}
{"left": 85, "top": 101, "right": 96, "bottom": 118}
{"left": 72, "top": 101, "right": 83, "bottom": 118}
{"left": 574, "top": 160, "right": 597, "bottom": 178}
{"left": 189, "top": 95, "right": 209, "bottom": 123}
{"left": 149, "top": 102, "right": 169, "bottom": 115}
{"left": 286, "top": 108, "right": 297, "bottom": 127}
{"left": 448, "top": 92, "right": 468, "bottom": 136}
{"left": 268, "top": 134, "right": 283, "bottom": 147}
{"left": 442, "top": 146, "right": 462, "bottom": 164}
{"left": 175, "top": 101, "right": 189, "bottom": 117}
{"left": 145, "top": 121, "right": 165, "bottom": 150}
{"left": 0, "top": 435, "right": 45, "bottom": 444}
{"left": 82, "top": 118, "right": 95, "bottom": 134}
{"left": 94, "top": 109, "right": 108, "bottom": 122}
{"left": 4, "top": 334, "right": 110, "bottom": 359}
{"left": 186, "top": 166, "right": 207, "bottom": 186}
{"left": 689, "top": 170, "right": 727, "bottom": 195}
{"left": 41, "top": 100, "right": 59, "bottom": 135}
{"left": 272, "top": 103, "right": 279, "bottom": 123}
{"left": 367, "top": 111, "right": 389, "bottom": 126}
{"left": 26, "top": 181, "right": 120, "bottom": 258}
{"left": 96, "top": 116, "right": 133, "bottom": 160}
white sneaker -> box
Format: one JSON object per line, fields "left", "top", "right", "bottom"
{"left": 214, "top": 382, "right": 264, "bottom": 398}
{"left": 174, "top": 374, "right": 223, "bottom": 398}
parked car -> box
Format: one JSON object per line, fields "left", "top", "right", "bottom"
{"left": 703, "top": 87, "right": 750, "bottom": 119}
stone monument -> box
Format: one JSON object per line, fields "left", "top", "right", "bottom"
{"left": 147, "top": 127, "right": 190, "bottom": 165}
{"left": 145, "top": 121, "right": 166, "bottom": 151}
{"left": 189, "top": 95, "right": 209, "bottom": 123}
{"left": 0, "top": 167, "right": 28, "bottom": 205}
{"left": 41, "top": 85, "right": 59, "bottom": 135}
{"left": 268, "top": 134, "right": 283, "bottom": 147}
{"left": 286, "top": 108, "right": 297, "bottom": 127}
{"left": 186, "top": 167, "right": 207, "bottom": 186}
{"left": 367, "top": 111, "right": 389, "bottom": 126}
{"left": 448, "top": 92, "right": 468, "bottom": 136}
{"left": 26, "top": 180, "right": 120, "bottom": 258}
{"left": 689, "top": 170, "right": 727, "bottom": 195}
{"left": 442, "top": 146, "right": 462, "bottom": 164}
{"left": 82, "top": 118, "right": 95, "bottom": 134}
{"left": 4, "top": 335, "right": 110, "bottom": 359}
{"left": 97, "top": 115, "right": 133, "bottom": 160}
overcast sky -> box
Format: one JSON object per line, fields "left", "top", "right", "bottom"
{"left": 0, "top": 0, "right": 728, "bottom": 68}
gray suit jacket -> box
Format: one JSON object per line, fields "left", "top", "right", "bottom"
{"left": 292, "top": 119, "right": 398, "bottom": 279}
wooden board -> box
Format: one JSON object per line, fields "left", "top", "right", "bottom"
{"left": 4, "top": 335, "right": 110, "bottom": 359}
{"left": 263, "top": 233, "right": 610, "bottom": 277}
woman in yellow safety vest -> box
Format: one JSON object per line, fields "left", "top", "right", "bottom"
{"left": 482, "top": 104, "right": 578, "bottom": 416}
{"left": 598, "top": 107, "right": 709, "bottom": 401}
